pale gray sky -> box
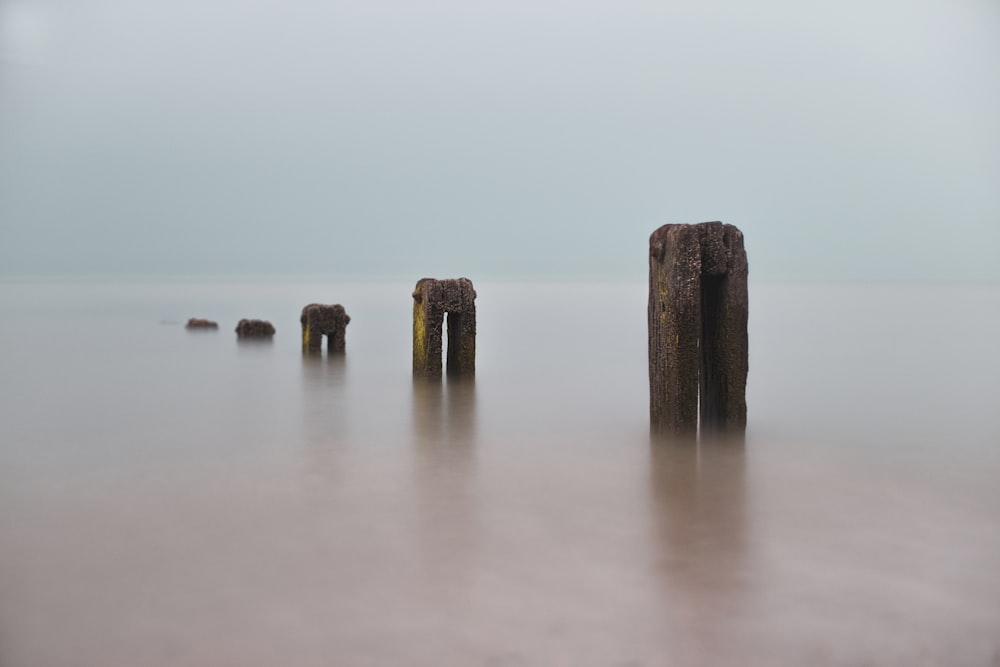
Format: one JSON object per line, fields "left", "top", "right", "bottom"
{"left": 1, "top": 0, "right": 998, "bottom": 281}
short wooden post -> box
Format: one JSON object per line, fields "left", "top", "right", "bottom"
{"left": 300, "top": 304, "right": 350, "bottom": 354}
{"left": 235, "top": 319, "right": 275, "bottom": 338}
{"left": 649, "top": 222, "right": 748, "bottom": 437}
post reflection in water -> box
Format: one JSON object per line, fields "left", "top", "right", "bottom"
{"left": 299, "top": 355, "right": 349, "bottom": 460}
{"left": 649, "top": 435, "right": 748, "bottom": 662}
{"left": 410, "top": 376, "right": 477, "bottom": 452}
{"left": 235, "top": 337, "right": 275, "bottom": 348}
{"left": 410, "top": 377, "right": 479, "bottom": 589}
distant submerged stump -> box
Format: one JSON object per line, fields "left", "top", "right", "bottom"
{"left": 413, "top": 278, "right": 476, "bottom": 378}
{"left": 235, "top": 319, "right": 276, "bottom": 338}
{"left": 185, "top": 318, "right": 218, "bottom": 329}
{"left": 300, "top": 304, "right": 350, "bottom": 354}
{"left": 649, "top": 222, "right": 748, "bottom": 437}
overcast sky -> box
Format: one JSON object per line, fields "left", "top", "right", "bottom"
{"left": 1, "top": 0, "right": 998, "bottom": 281}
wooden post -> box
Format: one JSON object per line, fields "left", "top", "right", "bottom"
{"left": 413, "top": 278, "right": 476, "bottom": 378}
{"left": 300, "top": 304, "right": 350, "bottom": 354}
{"left": 235, "top": 319, "right": 275, "bottom": 338}
{"left": 649, "top": 222, "right": 747, "bottom": 437}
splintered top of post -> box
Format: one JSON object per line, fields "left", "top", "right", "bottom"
{"left": 412, "top": 278, "right": 477, "bottom": 312}
{"left": 299, "top": 303, "right": 350, "bottom": 325}
{"left": 649, "top": 221, "right": 746, "bottom": 276}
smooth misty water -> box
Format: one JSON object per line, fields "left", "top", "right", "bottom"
{"left": 1, "top": 280, "right": 998, "bottom": 666}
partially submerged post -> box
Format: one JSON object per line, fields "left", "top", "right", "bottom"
{"left": 413, "top": 278, "right": 476, "bottom": 378}
{"left": 235, "top": 319, "right": 275, "bottom": 338}
{"left": 648, "top": 222, "right": 748, "bottom": 437}
{"left": 300, "top": 304, "right": 350, "bottom": 354}
{"left": 185, "top": 318, "right": 218, "bottom": 329}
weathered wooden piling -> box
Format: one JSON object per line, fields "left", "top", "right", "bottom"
{"left": 413, "top": 278, "right": 476, "bottom": 378}
{"left": 235, "top": 319, "right": 275, "bottom": 338}
{"left": 300, "top": 304, "right": 350, "bottom": 354}
{"left": 648, "top": 222, "right": 748, "bottom": 437}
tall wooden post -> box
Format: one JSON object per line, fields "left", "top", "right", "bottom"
{"left": 649, "top": 222, "right": 748, "bottom": 437}
{"left": 413, "top": 278, "right": 476, "bottom": 378}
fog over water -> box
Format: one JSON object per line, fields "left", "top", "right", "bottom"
{"left": 1, "top": 0, "right": 999, "bottom": 281}
{"left": 1, "top": 280, "right": 998, "bottom": 665}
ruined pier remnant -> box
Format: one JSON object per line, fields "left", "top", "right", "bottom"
{"left": 235, "top": 319, "right": 275, "bottom": 338}
{"left": 185, "top": 318, "right": 218, "bottom": 329}
{"left": 300, "top": 303, "right": 350, "bottom": 354}
{"left": 413, "top": 278, "right": 476, "bottom": 378}
{"left": 649, "top": 222, "right": 748, "bottom": 437}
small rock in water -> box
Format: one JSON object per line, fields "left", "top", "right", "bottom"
{"left": 185, "top": 318, "right": 218, "bottom": 329}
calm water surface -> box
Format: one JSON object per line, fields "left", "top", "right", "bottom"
{"left": 1, "top": 280, "right": 998, "bottom": 666}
